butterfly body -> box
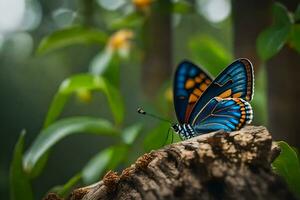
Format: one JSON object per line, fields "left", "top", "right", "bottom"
{"left": 172, "top": 58, "right": 254, "bottom": 139}
{"left": 172, "top": 123, "right": 196, "bottom": 140}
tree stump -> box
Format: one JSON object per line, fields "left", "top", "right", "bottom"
{"left": 46, "top": 126, "right": 297, "bottom": 200}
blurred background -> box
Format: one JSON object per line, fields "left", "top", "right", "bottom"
{"left": 1, "top": 0, "right": 300, "bottom": 199}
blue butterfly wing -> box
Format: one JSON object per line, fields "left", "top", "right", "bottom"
{"left": 192, "top": 97, "right": 253, "bottom": 134}
{"left": 187, "top": 58, "right": 254, "bottom": 125}
{"left": 173, "top": 60, "right": 213, "bottom": 124}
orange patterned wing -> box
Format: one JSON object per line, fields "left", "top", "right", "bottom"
{"left": 188, "top": 58, "right": 254, "bottom": 124}
{"left": 173, "top": 60, "right": 213, "bottom": 124}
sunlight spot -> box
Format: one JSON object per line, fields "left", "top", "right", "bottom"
{"left": 197, "top": 0, "right": 231, "bottom": 23}
{"left": 0, "top": 0, "right": 25, "bottom": 33}
{"left": 52, "top": 8, "right": 77, "bottom": 28}
{"left": 21, "top": 0, "right": 42, "bottom": 31}
{"left": 97, "top": 0, "right": 126, "bottom": 11}
{"left": 60, "top": 79, "right": 71, "bottom": 91}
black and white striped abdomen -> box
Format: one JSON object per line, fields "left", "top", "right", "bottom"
{"left": 172, "top": 123, "right": 196, "bottom": 140}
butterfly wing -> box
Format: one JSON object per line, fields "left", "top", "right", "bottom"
{"left": 192, "top": 97, "right": 253, "bottom": 134}
{"left": 173, "top": 60, "right": 213, "bottom": 124}
{"left": 187, "top": 58, "right": 254, "bottom": 124}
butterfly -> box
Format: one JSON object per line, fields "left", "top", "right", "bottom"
{"left": 172, "top": 58, "right": 254, "bottom": 140}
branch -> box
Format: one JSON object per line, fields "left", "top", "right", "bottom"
{"left": 45, "top": 126, "right": 296, "bottom": 200}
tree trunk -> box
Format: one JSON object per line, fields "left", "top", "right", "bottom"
{"left": 141, "top": 0, "right": 173, "bottom": 97}
{"left": 44, "top": 126, "right": 296, "bottom": 200}
{"left": 266, "top": 0, "right": 300, "bottom": 149}
{"left": 232, "top": 0, "right": 272, "bottom": 68}
{"left": 267, "top": 46, "right": 300, "bottom": 148}
{"left": 233, "top": 0, "right": 300, "bottom": 148}
{"left": 266, "top": 0, "right": 300, "bottom": 148}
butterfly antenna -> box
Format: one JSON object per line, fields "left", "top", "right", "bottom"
{"left": 137, "top": 107, "right": 172, "bottom": 124}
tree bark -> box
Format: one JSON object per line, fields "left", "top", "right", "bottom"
{"left": 44, "top": 126, "right": 296, "bottom": 200}
{"left": 267, "top": 46, "right": 300, "bottom": 148}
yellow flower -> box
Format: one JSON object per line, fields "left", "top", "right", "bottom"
{"left": 107, "top": 29, "right": 134, "bottom": 51}
{"left": 132, "top": 0, "right": 152, "bottom": 9}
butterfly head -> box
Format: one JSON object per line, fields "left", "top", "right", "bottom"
{"left": 136, "top": 107, "right": 196, "bottom": 140}
{"left": 171, "top": 123, "right": 195, "bottom": 140}
{"left": 171, "top": 123, "right": 179, "bottom": 132}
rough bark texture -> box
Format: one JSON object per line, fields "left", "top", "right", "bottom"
{"left": 45, "top": 126, "right": 296, "bottom": 200}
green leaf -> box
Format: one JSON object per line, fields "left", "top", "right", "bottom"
{"left": 89, "top": 50, "right": 121, "bottom": 87}
{"left": 121, "top": 123, "right": 143, "bottom": 145}
{"left": 9, "top": 131, "right": 34, "bottom": 200}
{"left": 103, "top": 77, "right": 123, "bottom": 119}
{"left": 172, "top": 1, "right": 193, "bottom": 14}
{"left": 292, "top": 147, "right": 300, "bottom": 168}
{"left": 44, "top": 93, "right": 68, "bottom": 127}
{"left": 289, "top": 25, "right": 300, "bottom": 54}
{"left": 105, "top": 145, "right": 128, "bottom": 171}
{"left": 295, "top": 4, "right": 300, "bottom": 22}
{"left": 272, "top": 3, "right": 293, "bottom": 25}
{"left": 44, "top": 74, "right": 124, "bottom": 127}
{"left": 89, "top": 49, "right": 114, "bottom": 75}
{"left": 82, "top": 147, "right": 111, "bottom": 184}
{"left": 257, "top": 25, "right": 291, "bottom": 61}
{"left": 50, "top": 173, "right": 82, "bottom": 197}
{"left": 82, "top": 145, "right": 128, "bottom": 184}
{"left": 28, "top": 153, "right": 49, "bottom": 179}
{"left": 256, "top": 3, "right": 293, "bottom": 61}
{"left": 37, "top": 26, "right": 107, "bottom": 54}
{"left": 144, "top": 123, "right": 171, "bottom": 152}
{"left": 188, "top": 35, "right": 233, "bottom": 76}
{"left": 23, "top": 117, "right": 118, "bottom": 175}
{"left": 110, "top": 13, "right": 144, "bottom": 30}
{"left": 272, "top": 141, "right": 300, "bottom": 197}
{"left": 101, "top": 53, "right": 121, "bottom": 88}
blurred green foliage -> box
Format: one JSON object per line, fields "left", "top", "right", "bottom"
{"left": 251, "top": 66, "right": 267, "bottom": 125}
{"left": 49, "top": 173, "right": 82, "bottom": 197}
{"left": 110, "top": 13, "right": 144, "bottom": 30}
{"left": 44, "top": 74, "right": 124, "bottom": 127}
{"left": 82, "top": 144, "right": 128, "bottom": 184}
{"left": 23, "top": 117, "right": 118, "bottom": 175}
{"left": 172, "top": 1, "right": 193, "bottom": 14}
{"left": 188, "top": 34, "right": 233, "bottom": 76}
{"left": 10, "top": 131, "right": 33, "bottom": 200}
{"left": 257, "top": 3, "right": 300, "bottom": 61}
{"left": 272, "top": 141, "right": 300, "bottom": 198}
{"left": 37, "top": 26, "right": 108, "bottom": 55}
{"left": 143, "top": 122, "right": 171, "bottom": 152}
{"left": 7, "top": 0, "right": 300, "bottom": 199}
{"left": 257, "top": 3, "right": 300, "bottom": 197}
